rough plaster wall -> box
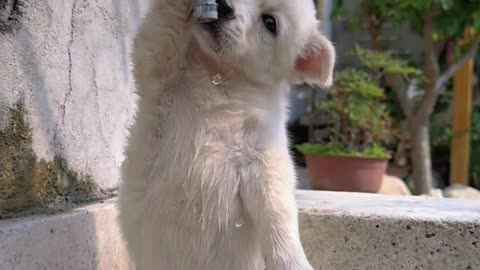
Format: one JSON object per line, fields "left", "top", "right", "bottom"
{"left": 0, "top": 0, "right": 150, "bottom": 189}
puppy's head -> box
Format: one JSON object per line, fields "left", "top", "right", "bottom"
{"left": 192, "top": 0, "right": 335, "bottom": 87}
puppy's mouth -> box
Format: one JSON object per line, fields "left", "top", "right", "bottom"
{"left": 202, "top": 21, "right": 221, "bottom": 41}
{"left": 193, "top": 21, "right": 221, "bottom": 52}
{"left": 193, "top": 0, "right": 234, "bottom": 51}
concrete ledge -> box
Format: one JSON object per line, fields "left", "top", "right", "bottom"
{"left": 298, "top": 191, "right": 480, "bottom": 269}
{"left": 0, "top": 199, "right": 131, "bottom": 270}
{"left": 1, "top": 191, "right": 480, "bottom": 270}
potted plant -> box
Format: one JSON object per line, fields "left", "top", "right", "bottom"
{"left": 296, "top": 69, "right": 393, "bottom": 193}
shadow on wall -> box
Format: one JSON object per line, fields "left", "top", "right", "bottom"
{"left": 0, "top": 101, "right": 111, "bottom": 219}
{"left": 14, "top": 21, "right": 65, "bottom": 157}
{"left": 1, "top": 0, "right": 64, "bottom": 157}
{"left": 0, "top": 0, "right": 23, "bottom": 33}
{"left": 112, "top": 0, "right": 145, "bottom": 84}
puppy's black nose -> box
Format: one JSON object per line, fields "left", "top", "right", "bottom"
{"left": 217, "top": 0, "right": 235, "bottom": 20}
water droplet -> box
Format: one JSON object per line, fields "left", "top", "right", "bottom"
{"left": 211, "top": 74, "right": 222, "bottom": 85}
{"left": 235, "top": 216, "right": 245, "bottom": 228}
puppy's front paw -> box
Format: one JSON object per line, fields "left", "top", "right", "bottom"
{"left": 292, "top": 259, "right": 314, "bottom": 270}
{"left": 297, "top": 262, "right": 314, "bottom": 270}
{"left": 267, "top": 253, "right": 314, "bottom": 270}
{"left": 267, "top": 262, "right": 313, "bottom": 270}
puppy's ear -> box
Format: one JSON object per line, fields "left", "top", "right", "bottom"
{"left": 293, "top": 33, "right": 335, "bottom": 87}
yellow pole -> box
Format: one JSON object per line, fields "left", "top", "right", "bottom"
{"left": 450, "top": 28, "right": 475, "bottom": 185}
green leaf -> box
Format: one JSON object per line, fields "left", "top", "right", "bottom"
{"left": 353, "top": 45, "right": 424, "bottom": 80}
{"left": 295, "top": 143, "right": 390, "bottom": 158}
{"left": 439, "top": 0, "right": 454, "bottom": 10}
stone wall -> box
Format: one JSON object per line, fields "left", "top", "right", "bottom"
{"left": 0, "top": 0, "right": 149, "bottom": 193}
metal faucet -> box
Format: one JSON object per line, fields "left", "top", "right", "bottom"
{"left": 193, "top": 0, "right": 218, "bottom": 23}
{"left": 193, "top": 0, "right": 234, "bottom": 23}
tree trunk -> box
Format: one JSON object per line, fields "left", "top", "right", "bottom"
{"left": 409, "top": 120, "right": 434, "bottom": 195}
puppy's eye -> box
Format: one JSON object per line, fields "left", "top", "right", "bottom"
{"left": 262, "top": 14, "right": 277, "bottom": 36}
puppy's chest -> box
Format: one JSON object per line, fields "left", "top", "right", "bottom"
{"left": 205, "top": 107, "right": 286, "bottom": 153}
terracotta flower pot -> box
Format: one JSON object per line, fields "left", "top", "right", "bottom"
{"left": 305, "top": 154, "right": 388, "bottom": 193}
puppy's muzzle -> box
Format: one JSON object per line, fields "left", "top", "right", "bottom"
{"left": 217, "top": 0, "right": 235, "bottom": 20}
{"left": 193, "top": 0, "right": 235, "bottom": 22}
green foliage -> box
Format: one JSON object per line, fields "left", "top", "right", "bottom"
{"left": 431, "top": 1, "right": 480, "bottom": 41}
{"left": 353, "top": 45, "right": 424, "bottom": 80}
{"left": 331, "top": 68, "right": 385, "bottom": 98}
{"left": 332, "top": 0, "right": 480, "bottom": 189}
{"left": 430, "top": 120, "right": 451, "bottom": 149}
{"left": 332, "top": 0, "right": 480, "bottom": 46}
{"left": 296, "top": 142, "right": 390, "bottom": 158}
{"left": 431, "top": 105, "right": 480, "bottom": 184}
{"left": 470, "top": 108, "right": 480, "bottom": 182}
{"left": 352, "top": 46, "right": 424, "bottom": 146}
{"left": 300, "top": 68, "right": 393, "bottom": 158}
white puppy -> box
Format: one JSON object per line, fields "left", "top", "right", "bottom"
{"left": 119, "top": 0, "right": 335, "bottom": 269}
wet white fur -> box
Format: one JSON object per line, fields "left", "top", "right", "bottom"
{"left": 118, "top": 0, "right": 335, "bottom": 269}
